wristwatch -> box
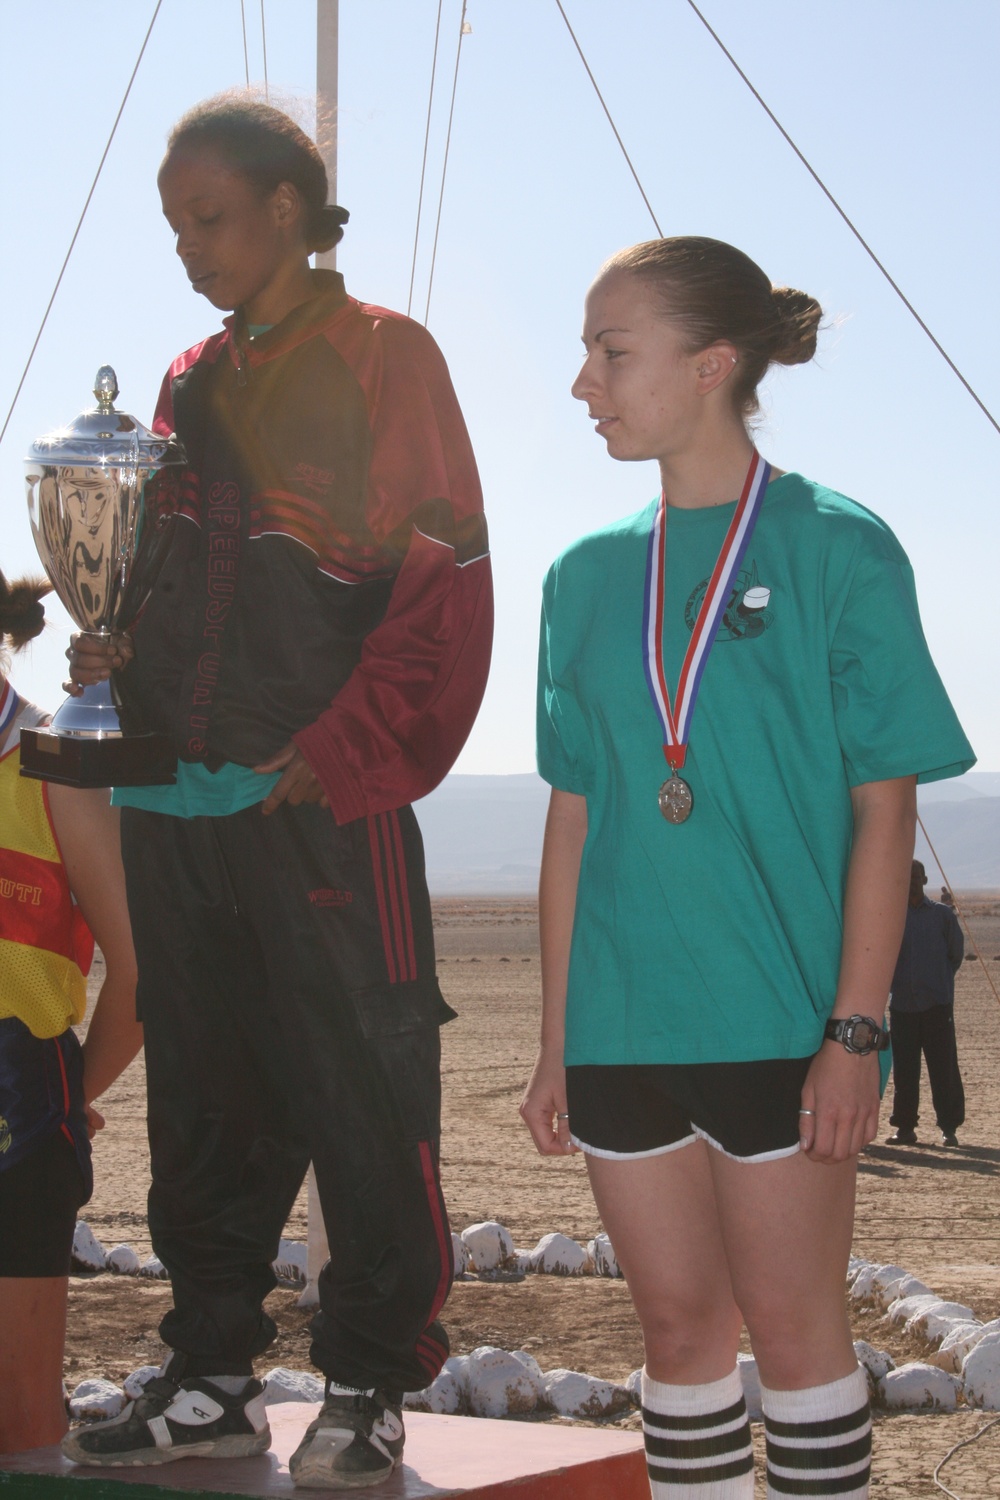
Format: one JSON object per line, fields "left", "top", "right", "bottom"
{"left": 823, "top": 1015, "right": 890, "bottom": 1056}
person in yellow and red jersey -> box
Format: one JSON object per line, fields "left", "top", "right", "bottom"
{"left": 0, "top": 570, "right": 140, "bottom": 1455}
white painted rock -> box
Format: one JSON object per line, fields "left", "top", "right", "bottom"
{"left": 513, "top": 1251, "right": 534, "bottom": 1275}
{"left": 891, "top": 1273, "right": 933, "bottom": 1304}
{"left": 626, "top": 1368, "right": 643, "bottom": 1406}
{"left": 589, "top": 1233, "right": 621, "bottom": 1279}
{"left": 296, "top": 1281, "right": 320, "bottom": 1310}
{"left": 849, "top": 1263, "right": 881, "bottom": 1301}
{"left": 929, "top": 1322, "right": 987, "bottom": 1373}
{"left": 69, "top": 1379, "right": 126, "bottom": 1421}
{"left": 404, "top": 1361, "right": 467, "bottom": 1414}
{"left": 466, "top": 1346, "right": 542, "bottom": 1417}
{"left": 71, "top": 1221, "right": 107, "bottom": 1272}
{"left": 529, "top": 1232, "right": 590, "bottom": 1276}
{"left": 867, "top": 1264, "right": 910, "bottom": 1306}
{"left": 106, "top": 1243, "right": 141, "bottom": 1275}
{"left": 139, "top": 1254, "right": 168, "bottom": 1280}
{"left": 261, "top": 1367, "right": 324, "bottom": 1405}
{"left": 879, "top": 1278, "right": 930, "bottom": 1314}
{"left": 272, "top": 1237, "right": 308, "bottom": 1284}
{"left": 880, "top": 1362, "right": 961, "bottom": 1411}
{"left": 737, "top": 1353, "right": 763, "bottom": 1421}
{"left": 963, "top": 1332, "right": 1000, "bottom": 1410}
{"left": 886, "top": 1293, "right": 941, "bottom": 1327}
{"left": 904, "top": 1300, "right": 977, "bottom": 1343}
{"left": 451, "top": 1232, "right": 471, "bottom": 1276}
{"left": 542, "top": 1368, "right": 630, "bottom": 1420}
{"left": 123, "top": 1366, "right": 161, "bottom": 1400}
{"left": 510, "top": 1349, "right": 544, "bottom": 1382}
{"left": 461, "top": 1222, "right": 515, "bottom": 1273}
{"left": 854, "top": 1341, "right": 894, "bottom": 1382}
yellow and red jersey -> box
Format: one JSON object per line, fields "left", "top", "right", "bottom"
{"left": 0, "top": 737, "right": 94, "bottom": 1038}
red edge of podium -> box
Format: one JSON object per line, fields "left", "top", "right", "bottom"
{"left": 0, "top": 1404, "right": 649, "bottom": 1499}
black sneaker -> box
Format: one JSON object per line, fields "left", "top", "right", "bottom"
{"left": 289, "top": 1388, "right": 404, "bottom": 1489}
{"left": 941, "top": 1132, "right": 959, "bottom": 1147}
{"left": 885, "top": 1128, "right": 917, "bottom": 1145}
{"left": 61, "top": 1355, "right": 270, "bottom": 1467}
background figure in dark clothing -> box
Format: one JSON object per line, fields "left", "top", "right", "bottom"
{"left": 887, "top": 860, "right": 965, "bottom": 1146}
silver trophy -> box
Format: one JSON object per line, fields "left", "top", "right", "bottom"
{"left": 20, "top": 366, "right": 183, "bottom": 787}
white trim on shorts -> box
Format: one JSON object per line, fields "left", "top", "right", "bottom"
{"left": 570, "top": 1125, "right": 801, "bottom": 1165}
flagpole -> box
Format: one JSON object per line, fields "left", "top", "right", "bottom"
{"left": 316, "top": 0, "right": 339, "bottom": 270}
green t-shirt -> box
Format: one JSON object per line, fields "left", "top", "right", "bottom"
{"left": 537, "top": 474, "right": 975, "bottom": 1067}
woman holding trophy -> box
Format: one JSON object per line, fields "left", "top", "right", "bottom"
{"left": 0, "top": 570, "right": 140, "bottom": 1454}
{"left": 62, "top": 94, "right": 491, "bottom": 1490}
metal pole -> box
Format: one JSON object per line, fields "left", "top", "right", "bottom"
{"left": 316, "top": 0, "right": 339, "bottom": 270}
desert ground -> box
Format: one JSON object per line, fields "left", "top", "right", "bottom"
{"left": 65, "top": 896, "right": 1000, "bottom": 1498}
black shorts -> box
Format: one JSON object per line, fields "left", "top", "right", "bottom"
{"left": 0, "top": 1128, "right": 88, "bottom": 1277}
{"left": 565, "top": 1057, "right": 814, "bottom": 1163}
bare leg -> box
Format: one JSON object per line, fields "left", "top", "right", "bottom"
{"left": 0, "top": 1277, "right": 69, "bottom": 1453}
{"left": 707, "top": 1149, "right": 858, "bottom": 1389}
{"left": 586, "top": 1141, "right": 742, "bottom": 1382}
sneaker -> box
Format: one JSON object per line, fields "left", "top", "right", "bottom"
{"left": 289, "top": 1388, "right": 404, "bottom": 1489}
{"left": 61, "top": 1355, "right": 270, "bottom": 1467}
{"left": 885, "top": 1128, "right": 917, "bottom": 1145}
{"left": 941, "top": 1132, "right": 959, "bottom": 1147}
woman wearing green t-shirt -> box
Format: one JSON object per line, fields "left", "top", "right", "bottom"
{"left": 521, "top": 237, "right": 973, "bottom": 1500}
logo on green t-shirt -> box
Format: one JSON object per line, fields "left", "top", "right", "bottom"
{"left": 685, "top": 559, "right": 775, "bottom": 642}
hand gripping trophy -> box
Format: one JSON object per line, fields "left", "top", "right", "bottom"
{"left": 20, "top": 366, "right": 184, "bottom": 787}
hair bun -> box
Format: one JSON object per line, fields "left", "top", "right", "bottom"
{"left": 309, "top": 202, "right": 350, "bottom": 254}
{"left": 0, "top": 572, "right": 51, "bottom": 650}
{"left": 770, "top": 286, "right": 822, "bottom": 366}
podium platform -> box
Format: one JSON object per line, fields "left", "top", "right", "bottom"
{"left": 0, "top": 1403, "right": 648, "bottom": 1499}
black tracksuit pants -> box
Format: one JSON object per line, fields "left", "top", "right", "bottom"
{"left": 888, "top": 1004, "right": 965, "bottom": 1136}
{"left": 120, "top": 799, "right": 454, "bottom": 1394}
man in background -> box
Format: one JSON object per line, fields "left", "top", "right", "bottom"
{"left": 887, "top": 860, "right": 965, "bottom": 1147}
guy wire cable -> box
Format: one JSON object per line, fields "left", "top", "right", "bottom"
{"left": 423, "top": 0, "right": 470, "bottom": 326}
{"left": 407, "top": 0, "right": 445, "bottom": 319}
{"left": 684, "top": 0, "right": 999, "bottom": 440}
{"left": 918, "top": 812, "right": 1000, "bottom": 1011}
{"left": 933, "top": 1416, "right": 1000, "bottom": 1500}
{"left": 240, "top": 0, "right": 251, "bottom": 87}
{"left": 554, "top": 0, "right": 662, "bottom": 237}
{"left": 260, "top": 0, "right": 270, "bottom": 101}
{"left": 0, "top": 0, "right": 163, "bottom": 453}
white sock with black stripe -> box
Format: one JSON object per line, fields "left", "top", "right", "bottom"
{"left": 761, "top": 1366, "right": 871, "bottom": 1498}
{"left": 641, "top": 1368, "right": 754, "bottom": 1497}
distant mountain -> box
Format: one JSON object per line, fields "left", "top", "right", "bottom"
{"left": 416, "top": 771, "right": 1000, "bottom": 894}
{"left": 416, "top": 774, "right": 548, "bottom": 893}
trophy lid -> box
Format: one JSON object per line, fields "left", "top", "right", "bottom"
{"left": 25, "top": 366, "right": 183, "bottom": 468}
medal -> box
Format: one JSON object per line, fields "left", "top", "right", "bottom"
{"left": 642, "top": 450, "right": 770, "bottom": 822}
{"left": 658, "top": 774, "right": 693, "bottom": 824}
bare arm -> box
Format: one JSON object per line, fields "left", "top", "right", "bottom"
{"left": 800, "top": 774, "right": 916, "bottom": 1163}
{"left": 519, "top": 788, "right": 588, "bottom": 1156}
{"left": 48, "top": 785, "right": 141, "bottom": 1121}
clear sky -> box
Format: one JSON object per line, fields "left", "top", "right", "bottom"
{"left": 1, "top": 0, "right": 996, "bottom": 771}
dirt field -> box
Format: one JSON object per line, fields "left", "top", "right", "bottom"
{"left": 66, "top": 896, "right": 1000, "bottom": 1497}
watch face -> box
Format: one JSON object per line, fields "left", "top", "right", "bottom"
{"left": 850, "top": 1019, "right": 876, "bottom": 1051}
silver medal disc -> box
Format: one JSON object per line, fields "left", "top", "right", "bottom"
{"left": 658, "top": 775, "right": 693, "bottom": 824}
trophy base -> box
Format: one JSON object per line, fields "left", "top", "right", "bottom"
{"left": 19, "top": 728, "right": 177, "bottom": 789}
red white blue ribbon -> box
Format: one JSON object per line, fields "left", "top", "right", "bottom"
{"left": 0, "top": 680, "right": 19, "bottom": 744}
{"left": 642, "top": 449, "right": 771, "bottom": 772}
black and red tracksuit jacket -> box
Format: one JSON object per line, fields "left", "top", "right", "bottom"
{"left": 119, "top": 270, "right": 492, "bottom": 825}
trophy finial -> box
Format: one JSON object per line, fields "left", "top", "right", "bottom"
{"left": 94, "top": 366, "right": 119, "bottom": 413}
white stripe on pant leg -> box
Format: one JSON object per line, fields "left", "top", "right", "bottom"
{"left": 761, "top": 1366, "right": 871, "bottom": 1499}
{"left": 641, "top": 1368, "right": 754, "bottom": 1497}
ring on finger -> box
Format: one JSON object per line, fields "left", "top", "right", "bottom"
{"left": 798, "top": 1108, "right": 816, "bottom": 1116}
